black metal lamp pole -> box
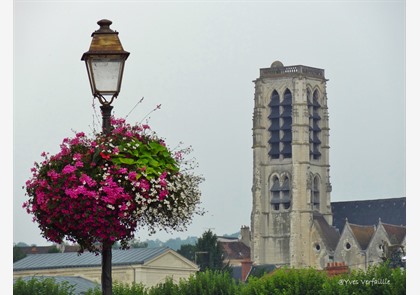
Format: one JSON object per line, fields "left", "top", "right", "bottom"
{"left": 82, "top": 19, "right": 130, "bottom": 295}
{"left": 101, "top": 105, "right": 113, "bottom": 134}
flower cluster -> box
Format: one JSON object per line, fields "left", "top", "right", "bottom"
{"left": 23, "top": 118, "right": 204, "bottom": 254}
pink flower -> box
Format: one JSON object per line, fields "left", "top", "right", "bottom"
{"left": 70, "top": 137, "right": 80, "bottom": 145}
{"left": 80, "top": 174, "right": 96, "bottom": 187}
{"left": 128, "top": 171, "right": 137, "bottom": 181}
{"left": 62, "top": 164, "right": 76, "bottom": 174}
{"left": 139, "top": 179, "right": 150, "bottom": 191}
{"left": 159, "top": 190, "right": 168, "bottom": 200}
{"left": 47, "top": 170, "right": 59, "bottom": 180}
{"left": 118, "top": 168, "right": 128, "bottom": 174}
{"left": 65, "top": 188, "right": 78, "bottom": 199}
{"left": 75, "top": 161, "right": 84, "bottom": 168}
{"left": 73, "top": 153, "right": 82, "bottom": 161}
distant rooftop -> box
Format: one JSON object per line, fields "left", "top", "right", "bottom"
{"left": 13, "top": 247, "right": 169, "bottom": 271}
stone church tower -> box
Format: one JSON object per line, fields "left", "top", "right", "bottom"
{"left": 251, "top": 61, "right": 333, "bottom": 267}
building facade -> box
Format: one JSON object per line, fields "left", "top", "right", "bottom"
{"left": 251, "top": 61, "right": 333, "bottom": 267}
{"left": 13, "top": 247, "right": 199, "bottom": 289}
{"left": 250, "top": 61, "right": 406, "bottom": 271}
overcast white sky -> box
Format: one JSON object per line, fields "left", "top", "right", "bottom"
{"left": 10, "top": 0, "right": 412, "bottom": 248}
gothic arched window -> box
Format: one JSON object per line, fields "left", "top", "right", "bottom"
{"left": 280, "top": 175, "right": 291, "bottom": 210}
{"left": 280, "top": 89, "right": 292, "bottom": 159}
{"left": 270, "top": 176, "right": 281, "bottom": 211}
{"left": 311, "top": 175, "right": 320, "bottom": 211}
{"left": 268, "top": 91, "right": 281, "bottom": 159}
{"left": 270, "top": 174, "right": 291, "bottom": 211}
{"left": 310, "top": 90, "right": 321, "bottom": 160}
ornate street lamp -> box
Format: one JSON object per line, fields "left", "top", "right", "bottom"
{"left": 82, "top": 19, "right": 130, "bottom": 134}
{"left": 81, "top": 19, "right": 130, "bottom": 295}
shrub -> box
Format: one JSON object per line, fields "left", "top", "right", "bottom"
{"left": 178, "top": 270, "right": 240, "bottom": 295}
{"left": 13, "top": 277, "right": 76, "bottom": 295}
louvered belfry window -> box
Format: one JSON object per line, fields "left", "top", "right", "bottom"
{"left": 270, "top": 175, "right": 291, "bottom": 210}
{"left": 309, "top": 90, "right": 322, "bottom": 160}
{"left": 280, "top": 89, "right": 292, "bottom": 159}
{"left": 312, "top": 176, "right": 320, "bottom": 211}
{"left": 268, "top": 89, "right": 293, "bottom": 160}
{"left": 268, "top": 91, "right": 281, "bottom": 159}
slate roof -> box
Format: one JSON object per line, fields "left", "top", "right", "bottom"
{"left": 13, "top": 247, "right": 169, "bottom": 271}
{"left": 381, "top": 222, "right": 406, "bottom": 245}
{"left": 331, "top": 197, "right": 406, "bottom": 233}
{"left": 14, "top": 276, "right": 99, "bottom": 295}
{"left": 313, "top": 212, "right": 340, "bottom": 251}
{"left": 219, "top": 240, "right": 251, "bottom": 261}
{"left": 348, "top": 223, "right": 375, "bottom": 250}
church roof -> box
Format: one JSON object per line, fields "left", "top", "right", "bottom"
{"left": 313, "top": 212, "right": 340, "bottom": 251}
{"left": 381, "top": 222, "right": 406, "bottom": 245}
{"left": 348, "top": 223, "right": 375, "bottom": 250}
{"left": 331, "top": 197, "right": 406, "bottom": 233}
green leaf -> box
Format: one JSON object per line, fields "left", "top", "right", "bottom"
{"left": 118, "top": 158, "right": 135, "bottom": 165}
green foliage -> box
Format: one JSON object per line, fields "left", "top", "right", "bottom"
{"left": 85, "top": 282, "right": 148, "bottom": 295}
{"left": 14, "top": 264, "right": 406, "bottom": 295}
{"left": 48, "top": 245, "right": 61, "bottom": 253}
{"left": 177, "top": 243, "right": 196, "bottom": 261}
{"left": 243, "top": 267, "right": 326, "bottom": 295}
{"left": 177, "top": 270, "right": 240, "bottom": 295}
{"left": 111, "top": 137, "right": 180, "bottom": 180}
{"left": 195, "top": 230, "right": 225, "bottom": 271}
{"left": 13, "top": 245, "right": 27, "bottom": 262}
{"left": 148, "top": 277, "right": 180, "bottom": 295}
{"left": 112, "top": 281, "right": 148, "bottom": 295}
{"left": 13, "top": 277, "right": 76, "bottom": 295}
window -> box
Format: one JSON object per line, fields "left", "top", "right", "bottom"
{"left": 268, "top": 91, "right": 280, "bottom": 159}
{"left": 309, "top": 90, "right": 321, "bottom": 160}
{"left": 280, "top": 175, "right": 291, "bottom": 209}
{"left": 280, "top": 89, "right": 292, "bottom": 159}
{"left": 270, "top": 174, "right": 291, "bottom": 211}
{"left": 311, "top": 175, "right": 320, "bottom": 211}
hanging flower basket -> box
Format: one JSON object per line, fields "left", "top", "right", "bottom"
{"left": 23, "top": 117, "right": 204, "bottom": 253}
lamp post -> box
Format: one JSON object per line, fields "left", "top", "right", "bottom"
{"left": 82, "top": 19, "right": 130, "bottom": 134}
{"left": 82, "top": 19, "right": 129, "bottom": 295}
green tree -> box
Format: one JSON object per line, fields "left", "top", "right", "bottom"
{"left": 130, "top": 238, "right": 148, "bottom": 248}
{"left": 48, "top": 245, "right": 61, "bottom": 253}
{"left": 13, "top": 245, "right": 27, "bottom": 262}
{"left": 195, "top": 230, "right": 224, "bottom": 271}
{"left": 177, "top": 244, "right": 196, "bottom": 261}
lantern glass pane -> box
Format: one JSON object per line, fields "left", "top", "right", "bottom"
{"left": 91, "top": 57, "right": 124, "bottom": 94}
